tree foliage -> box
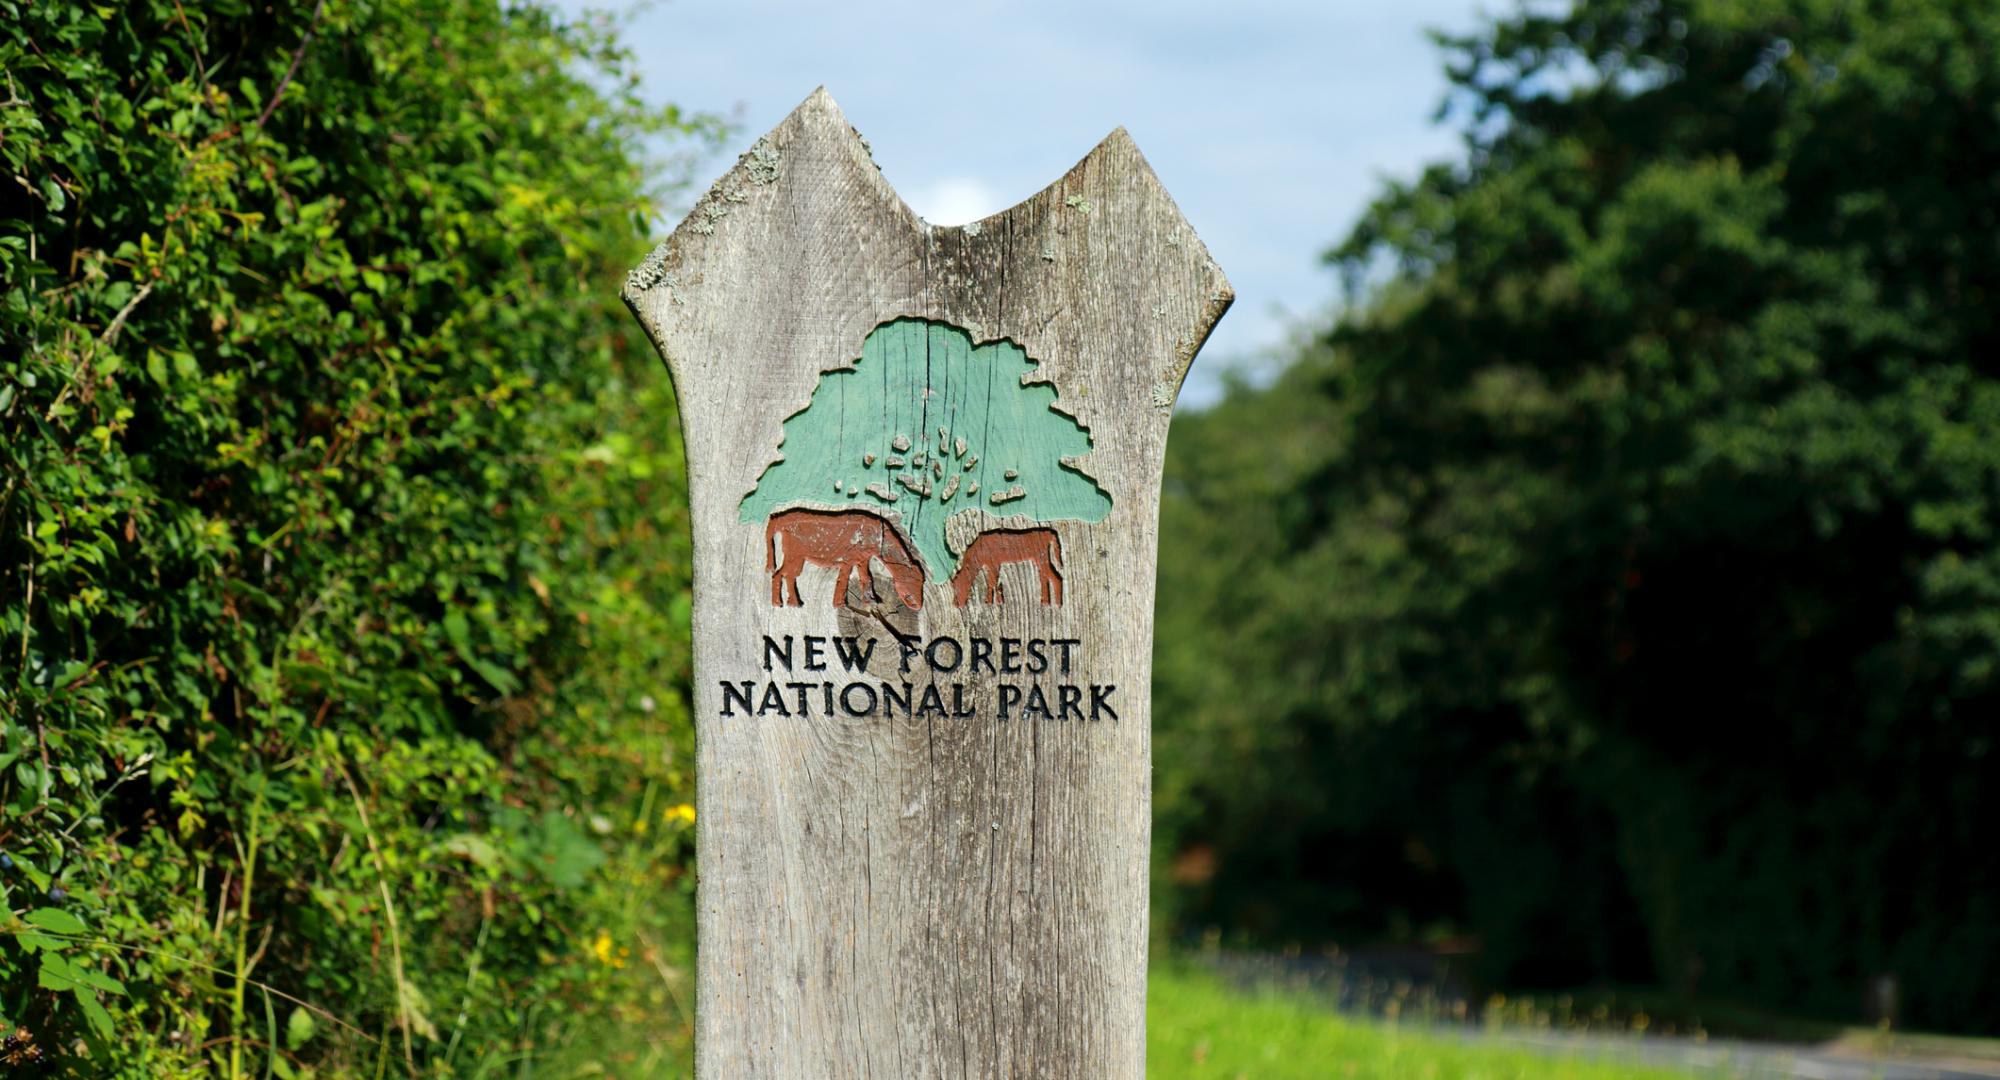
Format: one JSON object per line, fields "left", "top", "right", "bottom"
{"left": 1156, "top": 0, "right": 2000, "bottom": 1033}
{"left": 1, "top": 0, "right": 719, "bottom": 1073}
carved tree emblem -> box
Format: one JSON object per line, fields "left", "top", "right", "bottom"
{"left": 740, "top": 317, "right": 1111, "bottom": 605}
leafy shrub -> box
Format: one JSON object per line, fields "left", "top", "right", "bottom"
{"left": 1, "top": 0, "right": 719, "bottom": 1073}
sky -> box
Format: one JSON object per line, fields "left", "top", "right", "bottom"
{"left": 561, "top": 0, "right": 1496, "bottom": 407}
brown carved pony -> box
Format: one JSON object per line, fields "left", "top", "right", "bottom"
{"left": 951, "top": 527, "right": 1064, "bottom": 606}
{"left": 766, "top": 508, "right": 926, "bottom": 609}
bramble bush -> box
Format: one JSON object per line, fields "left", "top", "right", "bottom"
{"left": 1, "top": 0, "right": 721, "bottom": 1073}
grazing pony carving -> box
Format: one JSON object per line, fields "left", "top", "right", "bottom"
{"left": 951, "top": 527, "right": 1064, "bottom": 606}
{"left": 766, "top": 508, "right": 926, "bottom": 610}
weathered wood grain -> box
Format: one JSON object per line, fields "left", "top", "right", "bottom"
{"left": 624, "top": 87, "right": 1231, "bottom": 1079}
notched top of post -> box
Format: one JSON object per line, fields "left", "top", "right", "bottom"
{"left": 622, "top": 86, "right": 1233, "bottom": 410}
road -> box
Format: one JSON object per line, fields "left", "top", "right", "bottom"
{"left": 1481, "top": 1028, "right": 2000, "bottom": 1079}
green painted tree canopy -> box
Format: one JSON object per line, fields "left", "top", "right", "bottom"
{"left": 740, "top": 318, "right": 1111, "bottom": 581}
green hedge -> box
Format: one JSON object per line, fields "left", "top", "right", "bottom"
{"left": 1, "top": 1, "right": 718, "bottom": 1073}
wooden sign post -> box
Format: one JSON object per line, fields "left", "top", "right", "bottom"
{"left": 625, "top": 88, "right": 1231, "bottom": 1078}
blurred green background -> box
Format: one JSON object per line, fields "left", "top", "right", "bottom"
{"left": 4, "top": 0, "right": 1998, "bottom": 1075}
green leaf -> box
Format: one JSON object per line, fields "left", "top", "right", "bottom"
{"left": 73, "top": 967, "right": 126, "bottom": 996}
{"left": 441, "top": 832, "right": 502, "bottom": 868}
{"left": 73, "top": 985, "right": 115, "bottom": 1040}
{"left": 466, "top": 657, "right": 521, "bottom": 695}
{"left": 38, "top": 951, "right": 81, "bottom": 990}
{"left": 285, "top": 1005, "right": 317, "bottom": 1049}
{"left": 529, "top": 811, "right": 605, "bottom": 891}
{"left": 398, "top": 974, "right": 439, "bottom": 1041}
{"left": 24, "top": 907, "right": 87, "bottom": 936}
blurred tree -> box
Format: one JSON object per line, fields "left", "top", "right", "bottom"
{"left": 1156, "top": 0, "right": 2000, "bottom": 1032}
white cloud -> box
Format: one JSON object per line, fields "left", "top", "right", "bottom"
{"left": 573, "top": 0, "right": 1496, "bottom": 407}
{"left": 910, "top": 177, "right": 1004, "bottom": 226}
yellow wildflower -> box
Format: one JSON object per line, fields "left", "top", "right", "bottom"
{"left": 590, "top": 930, "right": 617, "bottom": 966}
{"left": 665, "top": 803, "right": 696, "bottom": 826}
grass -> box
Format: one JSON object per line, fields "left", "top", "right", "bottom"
{"left": 1148, "top": 963, "right": 1701, "bottom": 1080}
{"left": 531, "top": 956, "right": 2000, "bottom": 1079}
